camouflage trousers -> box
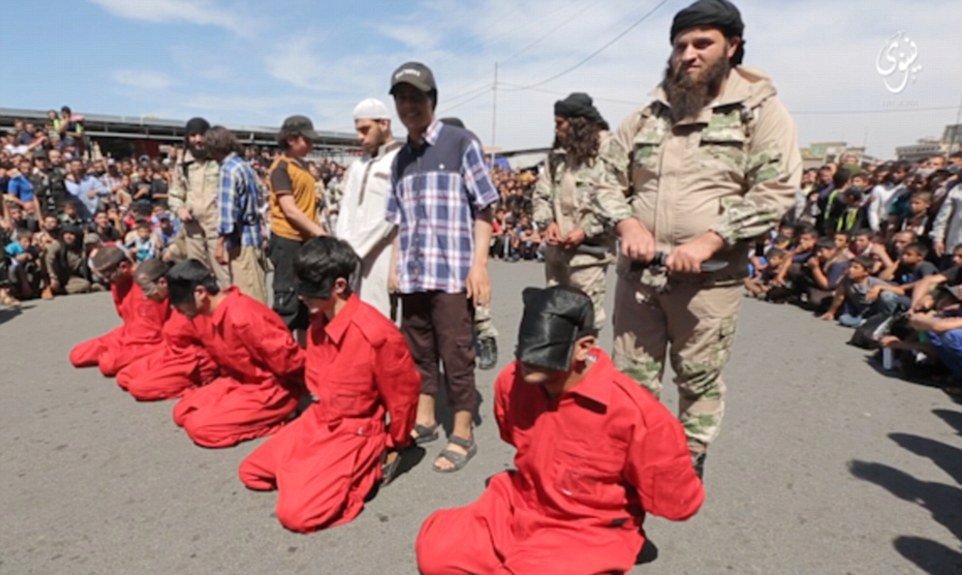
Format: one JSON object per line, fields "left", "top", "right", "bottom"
{"left": 474, "top": 304, "right": 499, "bottom": 340}
{"left": 612, "top": 276, "right": 741, "bottom": 452}
{"left": 544, "top": 257, "right": 610, "bottom": 331}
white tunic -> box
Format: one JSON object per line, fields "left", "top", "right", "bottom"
{"left": 335, "top": 141, "right": 401, "bottom": 318}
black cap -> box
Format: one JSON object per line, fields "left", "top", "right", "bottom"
{"left": 671, "top": 0, "right": 744, "bottom": 42}
{"left": 554, "top": 92, "right": 605, "bottom": 124}
{"left": 279, "top": 115, "right": 320, "bottom": 140}
{"left": 515, "top": 286, "right": 596, "bottom": 372}
{"left": 389, "top": 62, "right": 437, "bottom": 94}
{"left": 185, "top": 117, "right": 210, "bottom": 136}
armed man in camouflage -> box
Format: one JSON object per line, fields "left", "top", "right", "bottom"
{"left": 594, "top": 0, "right": 801, "bottom": 477}
{"left": 533, "top": 93, "right": 614, "bottom": 331}
{"left": 168, "top": 117, "right": 230, "bottom": 287}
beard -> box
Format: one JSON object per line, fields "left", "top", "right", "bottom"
{"left": 662, "top": 54, "right": 731, "bottom": 124}
{"left": 187, "top": 142, "right": 208, "bottom": 161}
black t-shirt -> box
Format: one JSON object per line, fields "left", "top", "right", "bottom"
{"left": 150, "top": 177, "right": 168, "bottom": 199}
{"left": 45, "top": 167, "right": 68, "bottom": 206}
{"left": 894, "top": 261, "right": 938, "bottom": 285}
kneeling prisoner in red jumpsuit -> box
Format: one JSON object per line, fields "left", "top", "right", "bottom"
{"left": 166, "top": 259, "right": 305, "bottom": 448}
{"left": 239, "top": 237, "right": 420, "bottom": 533}
{"left": 115, "top": 259, "right": 219, "bottom": 401}
{"left": 416, "top": 286, "right": 705, "bottom": 574}
{"left": 69, "top": 245, "right": 167, "bottom": 377}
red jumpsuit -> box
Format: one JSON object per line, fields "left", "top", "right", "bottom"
{"left": 172, "top": 288, "right": 305, "bottom": 448}
{"left": 416, "top": 349, "right": 704, "bottom": 575}
{"left": 238, "top": 294, "right": 420, "bottom": 533}
{"left": 69, "top": 278, "right": 168, "bottom": 377}
{"left": 116, "top": 312, "right": 218, "bottom": 401}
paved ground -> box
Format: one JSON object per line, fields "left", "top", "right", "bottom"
{"left": 2, "top": 260, "right": 961, "bottom": 574}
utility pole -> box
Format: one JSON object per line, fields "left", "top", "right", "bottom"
{"left": 491, "top": 61, "right": 498, "bottom": 165}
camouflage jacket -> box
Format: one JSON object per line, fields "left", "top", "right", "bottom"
{"left": 595, "top": 66, "right": 801, "bottom": 279}
{"left": 532, "top": 132, "right": 615, "bottom": 266}
{"left": 168, "top": 150, "right": 222, "bottom": 236}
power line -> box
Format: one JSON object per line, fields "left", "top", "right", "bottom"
{"left": 499, "top": 81, "right": 639, "bottom": 106}
{"left": 441, "top": 83, "right": 494, "bottom": 110}
{"left": 514, "top": 0, "right": 671, "bottom": 89}
{"left": 444, "top": 1, "right": 599, "bottom": 113}
{"left": 499, "top": 0, "right": 603, "bottom": 65}
{"left": 443, "top": 80, "right": 495, "bottom": 106}
{"left": 438, "top": 87, "right": 494, "bottom": 115}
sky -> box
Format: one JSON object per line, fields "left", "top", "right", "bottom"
{"left": 2, "top": 0, "right": 960, "bottom": 160}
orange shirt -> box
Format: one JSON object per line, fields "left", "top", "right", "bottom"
{"left": 268, "top": 156, "right": 317, "bottom": 241}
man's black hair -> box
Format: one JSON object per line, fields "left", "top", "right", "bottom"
{"left": 851, "top": 255, "right": 874, "bottom": 271}
{"left": 850, "top": 228, "right": 872, "bottom": 240}
{"left": 765, "top": 247, "right": 787, "bottom": 260}
{"left": 815, "top": 237, "right": 836, "bottom": 251}
{"left": 903, "top": 242, "right": 929, "bottom": 258}
{"left": 293, "top": 236, "right": 360, "bottom": 299}
{"left": 91, "top": 245, "right": 128, "bottom": 270}
{"left": 832, "top": 168, "right": 851, "bottom": 189}
{"left": 134, "top": 258, "right": 169, "bottom": 289}
{"left": 167, "top": 259, "right": 219, "bottom": 304}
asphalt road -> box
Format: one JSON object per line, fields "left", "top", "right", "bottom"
{"left": 2, "top": 260, "right": 961, "bottom": 574}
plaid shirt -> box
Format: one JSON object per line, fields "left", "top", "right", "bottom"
{"left": 387, "top": 121, "right": 500, "bottom": 294}
{"left": 217, "top": 152, "right": 264, "bottom": 249}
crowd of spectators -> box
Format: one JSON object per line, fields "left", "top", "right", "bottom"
{"left": 0, "top": 109, "right": 346, "bottom": 307}
{"left": 6, "top": 107, "right": 962, "bottom": 391}
{"left": 747, "top": 152, "right": 962, "bottom": 391}
{"left": 488, "top": 166, "right": 543, "bottom": 262}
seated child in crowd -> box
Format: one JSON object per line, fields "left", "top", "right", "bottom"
{"left": 745, "top": 248, "right": 788, "bottom": 299}
{"left": 881, "top": 285, "right": 962, "bottom": 390}
{"left": 5, "top": 230, "right": 42, "bottom": 299}
{"left": 791, "top": 237, "right": 849, "bottom": 310}
{"left": 125, "top": 221, "right": 160, "bottom": 262}
{"left": 821, "top": 256, "right": 902, "bottom": 327}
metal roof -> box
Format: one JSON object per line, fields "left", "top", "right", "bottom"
{"left": 0, "top": 107, "right": 358, "bottom": 148}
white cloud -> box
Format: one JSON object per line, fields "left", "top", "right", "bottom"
{"left": 94, "top": 0, "right": 961, "bottom": 160}
{"left": 113, "top": 69, "right": 176, "bottom": 91}
{"left": 358, "top": 0, "right": 962, "bottom": 159}
{"left": 89, "top": 0, "right": 251, "bottom": 35}
{"left": 371, "top": 23, "right": 442, "bottom": 52}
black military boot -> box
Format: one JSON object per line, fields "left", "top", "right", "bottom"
{"left": 692, "top": 452, "right": 707, "bottom": 480}
{"left": 477, "top": 337, "right": 498, "bottom": 370}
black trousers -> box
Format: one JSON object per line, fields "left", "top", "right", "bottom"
{"left": 269, "top": 235, "right": 309, "bottom": 331}
{"left": 400, "top": 291, "right": 477, "bottom": 413}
